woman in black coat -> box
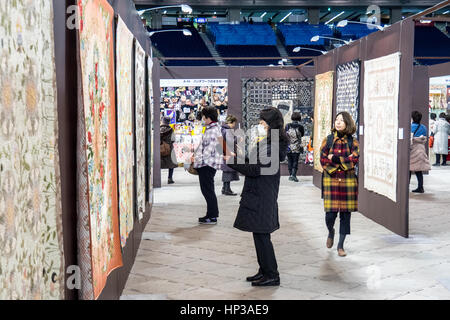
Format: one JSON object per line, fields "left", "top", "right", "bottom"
{"left": 160, "top": 117, "right": 178, "bottom": 184}
{"left": 226, "top": 107, "right": 288, "bottom": 287}
{"left": 221, "top": 114, "right": 240, "bottom": 196}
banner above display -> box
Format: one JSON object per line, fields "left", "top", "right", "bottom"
{"left": 160, "top": 79, "right": 228, "bottom": 87}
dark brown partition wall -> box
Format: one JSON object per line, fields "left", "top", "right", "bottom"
{"left": 359, "top": 19, "right": 415, "bottom": 238}
{"left": 427, "top": 61, "right": 450, "bottom": 114}
{"left": 312, "top": 19, "right": 415, "bottom": 237}
{"left": 53, "top": 0, "right": 78, "bottom": 301}
{"left": 156, "top": 65, "right": 316, "bottom": 186}
{"left": 152, "top": 58, "right": 162, "bottom": 188}
{"left": 428, "top": 61, "right": 450, "bottom": 78}
{"left": 413, "top": 65, "right": 430, "bottom": 141}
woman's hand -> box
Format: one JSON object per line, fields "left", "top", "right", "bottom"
{"left": 328, "top": 154, "right": 333, "bottom": 160}
{"left": 223, "top": 152, "right": 236, "bottom": 162}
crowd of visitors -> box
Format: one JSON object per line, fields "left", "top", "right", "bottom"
{"left": 158, "top": 106, "right": 449, "bottom": 286}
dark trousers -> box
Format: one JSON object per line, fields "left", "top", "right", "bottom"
{"left": 287, "top": 152, "right": 300, "bottom": 176}
{"left": 253, "top": 233, "right": 279, "bottom": 279}
{"left": 436, "top": 154, "right": 447, "bottom": 165}
{"left": 197, "top": 166, "right": 219, "bottom": 218}
{"left": 409, "top": 171, "right": 423, "bottom": 189}
{"left": 222, "top": 181, "right": 231, "bottom": 191}
{"left": 168, "top": 168, "right": 174, "bottom": 179}
{"left": 326, "top": 212, "right": 351, "bottom": 235}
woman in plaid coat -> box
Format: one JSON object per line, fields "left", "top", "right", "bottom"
{"left": 320, "top": 111, "right": 359, "bottom": 257}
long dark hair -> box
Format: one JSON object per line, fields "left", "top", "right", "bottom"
{"left": 259, "top": 107, "right": 289, "bottom": 145}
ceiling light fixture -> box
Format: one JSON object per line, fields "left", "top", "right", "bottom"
{"left": 293, "top": 46, "right": 327, "bottom": 54}
{"left": 148, "top": 29, "right": 192, "bottom": 37}
{"left": 138, "top": 4, "right": 192, "bottom": 16}
{"left": 280, "top": 12, "right": 292, "bottom": 23}
{"left": 325, "top": 11, "right": 345, "bottom": 25}
{"left": 337, "top": 19, "right": 384, "bottom": 31}
{"left": 311, "top": 35, "right": 350, "bottom": 45}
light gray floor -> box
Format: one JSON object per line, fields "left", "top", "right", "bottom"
{"left": 121, "top": 166, "right": 450, "bottom": 300}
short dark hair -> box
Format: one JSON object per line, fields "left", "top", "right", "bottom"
{"left": 162, "top": 116, "right": 171, "bottom": 125}
{"left": 439, "top": 112, "right": 447, "bottom": 119}
{"left": 226, "top": 114, "right": 237, "bottom": 124}
{"left": 430, "top": 113, "right": 437, "bottom": 120}
{"left": 411, "top": 110, "right": 422, "bottom": 124}
{"left": 201, "top": 106, "right": 218, "bottom": 122}
{"left": 333, "top": 111, "right": 356, "bottom": 136}
{"left": 291, "top": 112, "right": 302, "bottom": 121}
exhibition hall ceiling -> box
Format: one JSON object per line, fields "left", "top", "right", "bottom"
{"left": 134, "top": 1, "right": 449, "bottom": 22}
{"left": 133, "top": 0, "right": 442, "bottom": 8}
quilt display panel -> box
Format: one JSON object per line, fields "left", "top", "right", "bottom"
{"left": 363, "top": 52, "right": 401, "bottom": 202}
{"left": 0, "top": 0, "right": 64, "bottom": 300}
{"left": 135, "top": 41, "right": 146, "bottom": 221}
{"left": 77, "top": 0, "right": 123, "bottom": 299}
{"left": 116, "top": 17, "right": 134, "bottom": 246}
{"left": 336, "top": 60, "right": 361, "bottom": 129}
{"left": 242, "top": 78, "right": 314, "bottom": 162}
{"left": 313, "top": 71, "right": 334, "bottom": 173}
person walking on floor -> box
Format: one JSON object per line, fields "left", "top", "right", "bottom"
{"left": 429, "top": 113, "right": 437, "bottom": 165}
{"left": 226, "top": 107, "right": 288, "bottom": 287}
{"left": 429, "top": 113, "right": 437, "bottom": 135}
{"left": 432, "top": 112, "right": 450, "bottom": 166}
{"left": 193, "top": 107, "right": 223, "bottom": 225}
{"left": 320, "top": 111, "right": 359, "bottom": 257}
{"left": 160, "top": 116, "right": 178, "bottom": 184}
{"left": 410, "top": 111, "right": 431, "bottom": 193}
{"left": 285, "top": 112, "right": 305, "bottom": 182}
{"left": 221, "top": 115, "right": 240, "bottom": 196}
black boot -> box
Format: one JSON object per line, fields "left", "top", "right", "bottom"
{"left": 251, "top": 276, "right": 280, "bottom": 286}
{"left": 246, "top": 271, "right": 263, "bottom": 282}
{"left": 223, "top": 182, "right": 237, "bottom": 196}
{"left": 412, "top": 187, "right": 424, "bottom": 193}
{"left": 222, "top": 183, "right": 226, "bottom": 194}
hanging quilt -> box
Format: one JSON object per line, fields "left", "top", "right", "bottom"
{"left": 272, "top": 100, "right": 294, "bottom": 127}
{"left": 135, "top": 41, "right": 146, "bottom": 221}
{"left": 336, "top": 60, "right": 360, "bottom": 130}
{"left": 242, "top": 78, "right": 314, "bottom": 162}
{"left": 116, "top": 18, "right": 134, "bottom": 246}
{"left": 0, "top": 0, "right": 64, "bottom": 300}
{"left": 147, "top": 57, "right": 154, "bottom": 203}
{"left": 77, "top": 70, "right": 94, "bottom": 300}
{"left": 363, "top": 52, "right": 400, "bottom": 202}
{"left": 313, "top": 71, "right": 334, "bottom": 173}
{"left": 77, "top": 0, "right": 123, "bottom": 299}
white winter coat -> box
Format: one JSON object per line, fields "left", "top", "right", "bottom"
{"left": 433, "top": 119, "right": 450, "bottom": 155}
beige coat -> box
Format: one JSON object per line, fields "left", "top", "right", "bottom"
{"left": 410, "top": 136, "right": 431, "bottom": 172}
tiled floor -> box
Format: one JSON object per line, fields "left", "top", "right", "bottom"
{"left": 121, "top": 166, "right": 450, "bottom": 300}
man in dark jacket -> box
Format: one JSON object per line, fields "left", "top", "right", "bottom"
{"left": 285, "top": 112, "right": 305, "bottom": 182}
{"left": 227, "top": 107, "right": 288, "bottom": 287}
{"left": 160, "top": 117, "right": 178, "bottom": 184}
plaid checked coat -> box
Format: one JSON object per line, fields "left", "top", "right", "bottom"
{"left": 193, "top": 122, "right": 224, "bottom": 170}
{"left": 320, "top": 132, "right": 360, "bottom": 213}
